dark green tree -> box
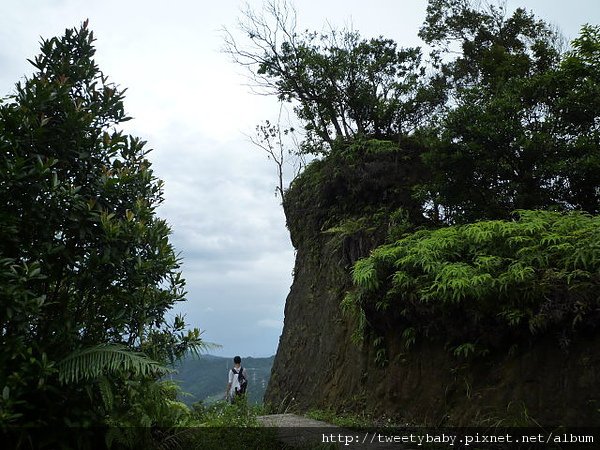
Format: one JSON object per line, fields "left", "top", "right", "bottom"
{"left": 419, "top": 0, "right": 562, "bottom": 90}
{"left": 551, "top": 24, "right": 600, "bottom": 213}
{"left": 0, "top": 21, "right": 202, "bottom": 432}
{"left": 417, "top": 0, "right": 600, "bottom": 223}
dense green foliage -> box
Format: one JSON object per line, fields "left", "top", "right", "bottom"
{"left": 283, "top": 136, "right": 427, "bottom": 252}
{"left": 346, "top": 210, "right": 600, "bottom": 357}
{"left": 0, "top": 22, "right": 203, "bottom": 443}
{"left": 255, "top": 31, "right": 430, "bottom": 150}
{"left": 418, "top": 1, "right": 600, "bottom": 222}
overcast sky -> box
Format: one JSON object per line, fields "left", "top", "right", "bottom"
{"left": 1, "top": 1, "right": 598, "bottom": 358}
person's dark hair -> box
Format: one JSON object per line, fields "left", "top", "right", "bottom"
{"left": 233, "top": 355, "right": 241, "bottom": 364}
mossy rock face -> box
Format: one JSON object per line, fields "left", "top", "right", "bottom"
{"left": 267, "top": 138, "right": 424, "bottom": 413}
{"left": 283, "top": 137, "right": 426, "bottom": 249}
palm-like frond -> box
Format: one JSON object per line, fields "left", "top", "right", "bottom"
{"left": 58, "top": 343, "right": 173, "bottom": 384}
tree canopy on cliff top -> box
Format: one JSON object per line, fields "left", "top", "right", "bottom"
{"left": 224, "top": 1, "right": 444, "bottom": 155}
{"left": 227, "top": 0, "right": 600, "bottom": 224}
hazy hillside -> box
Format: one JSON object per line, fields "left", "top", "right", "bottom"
{"left": 169, "top": 354, "right": 274, "bottom": 406}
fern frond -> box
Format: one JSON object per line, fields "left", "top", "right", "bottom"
{"left": 352, "top": 258, "right": 379, "bottom": 291}
{"left": 58, "top": 343, "right": 172, "bottom": 384}
{"left": 340, "top": 291, "right": 360, "bottom": 316}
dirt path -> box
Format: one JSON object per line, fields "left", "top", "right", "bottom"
{"left": 256, "top": 414, "right": 402, "bottom": 449}
{"left": 257, "top": 413, "right": 336, "bottom": 428}
{"left": 257, "top": 414, "right": 336, "bottom": 448}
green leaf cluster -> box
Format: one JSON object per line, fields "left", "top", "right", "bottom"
{"left": 348, "top": 210, "right": 600, "bottom": 356}
{"left": 265, "top": 30, "right": 429, "bottom": 148}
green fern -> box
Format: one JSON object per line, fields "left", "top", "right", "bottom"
{"left": 57, "top": 343, "right": 172, "bottom": 384}
{"left": 352, "top": 258, "right": 379, "bottom": 291}
{"left": 345, "top": 210, "right": 600, "bottom": 362}
{"left": 401, "top": 327, "right": 416, "bottom": 350}
{"left": 350, "top": 309, "right": 367, "bottom": 345}
{"left": 453, "top": 343, "right": 476, "bottom": 359}
{"left": 340, "top": 291, "right": 359, "bottom": 316}
{"left": 374, "top": 348, "right": 388, "bottom": 367}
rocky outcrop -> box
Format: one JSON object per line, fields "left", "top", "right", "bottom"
{"left": 264, "top": 142, "right": 600, "bottom": 426}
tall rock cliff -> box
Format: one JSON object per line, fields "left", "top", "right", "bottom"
{"left": 264, "top": 141, "right": 600, "bottom": 426}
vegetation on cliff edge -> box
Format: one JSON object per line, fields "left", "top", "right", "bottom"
{"left": 346, "top": 210, "right": 600, "bottom": 362}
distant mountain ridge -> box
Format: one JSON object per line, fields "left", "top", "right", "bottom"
{"left": 169, "top": 354, "right": 274, "bottom": 405}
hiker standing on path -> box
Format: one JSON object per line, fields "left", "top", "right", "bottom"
{"left": 225, "top": 355, "right": 248, "bottom": 403}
